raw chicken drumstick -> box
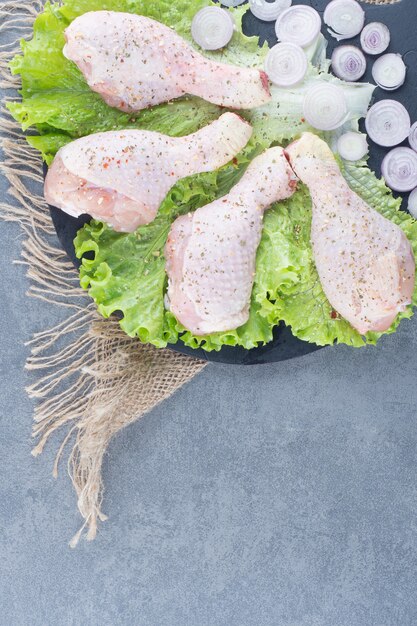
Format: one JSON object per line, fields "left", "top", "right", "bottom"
{"left": 64, "top": 11, "right": 271, "bottom": 112}
{"left": 286, "top": 133, "right": 415, "bottom": 334}
{"left": 165, "top": 148, "right": 298, "bottom": 335}
{"left": 44, "top": 113, "right": 253, "bottom": 232}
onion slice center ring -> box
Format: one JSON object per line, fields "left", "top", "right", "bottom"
{"left": 191, "top": 7, "right": 235, "bottom": 51}
{"left": 365, "top": 100, "right": 411, "bottom": 148}
{"left": 275, "top": 5, "right": 322, "bottom": 48}
{"left": 264, "top": 42, "right": 308, "bottom": 87}
{"left": 331, "top": 45, "right": 366, "bottom": 82}
{"left": 303, "top": 83, "right": 348, "bottom": 131}
{"left": 337, "top": 132, "right": 369, "bottom": 161}
{"left": 372, "top": 53, "right": 407, "bottom": 91}
{"left": 360, "top": 22, "right": 391, "bottom": 56}
{"left": 382, "top": 148, "right": 417, "bottom": 193}
{"left": 324, "top": 0, "right": 365, "bottom": 41}
{"left": 249, "top": 0, "right": 292, "bottom": 22}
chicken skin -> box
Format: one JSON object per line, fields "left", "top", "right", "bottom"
{"left": 286, "top": 133, "right": 415, "bottom": 334}
{"left": 165, "top": 147, "right": 297, "bottom": 335}
{"left": 64, "top": 11, "right": 271, "bottom": 112}
{"left": 44, "top": 113, "right": 253, "bottom": 232}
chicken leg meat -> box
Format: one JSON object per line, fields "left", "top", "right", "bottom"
{"left": 286, "top": 133, "right": 415, "bottom": 334}
{"left": 44, "top": 112, "right": 253, "bottom": 232}
{"left": 64, "top": 11, "right": 271, "bottom": 112}
{"left": 165, "top": 148, "right": 298, "bottom": 335}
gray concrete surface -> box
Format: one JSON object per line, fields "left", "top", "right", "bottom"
{"left": 2, "top": 19, "right": 417, "bottom": 626}
{"left": 2, "top": 176, "right": 417, "bottom": 626}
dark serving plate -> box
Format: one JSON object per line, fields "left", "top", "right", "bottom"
{"left": 49, "top": 0, "right": 417, "bottom": 364}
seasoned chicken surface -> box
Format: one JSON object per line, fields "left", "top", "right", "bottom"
{"left": 44, "top": 113, "right": 252, "bottom": 232}
{"left": 165, "top": 148, "right": 298, "bottom": 335}
{"left": 64, "top": 11, "right": 271, "bottom": 112}
{"left": 286, "top": 133, "right": 415, "bottom": 334}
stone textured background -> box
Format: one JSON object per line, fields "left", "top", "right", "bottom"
{"left": 2, "top": 0, "right": 417, "bottom": 621}
{"left": 2, "top": 194, "right": 417, "bottom": 625}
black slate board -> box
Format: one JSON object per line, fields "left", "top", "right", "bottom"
{"left": 50, "top": 0, "right": 417, "bottom": 365}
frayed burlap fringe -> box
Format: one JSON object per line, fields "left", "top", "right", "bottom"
{"left": 0, "top": 0, "right": 206, "bottom": 547}
{"left": 0, "top": 0, "right": 399, "bottom": 547}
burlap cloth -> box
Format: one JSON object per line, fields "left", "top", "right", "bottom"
{"left": 0, "top": 0, "right": 398, "bottom": 546}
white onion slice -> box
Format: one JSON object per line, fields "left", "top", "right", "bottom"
{"left": 324, "top": 0, "right": 365, "bottom": 41}
{"left": 249, "top": 0, "right": 292, "bottom": 22}
{"left": 408, "top": 188, "right": 417, "bottom": 219}
{"left": 331, "top": 45, "right": 366, "bottom": 82}
{"left": 337, "top": 132, "right": 369, "bottom": 161}
{"left": 360, "top": 22, "right": 390, "bottom": 56}
{"left": 372, "top": 53, "right": 407, "bottom": 91}
{"left": 220, "top": 0, "right": 246, "bottom": 7}
{"left": 303, "top": 83, "right": 348, "bottom": 131}
{"left": 305, "top": 33, "right": 329, "bottom": 71}
{"left": 275, "top": 6, "right": 322, "bottom": 48}
{"left": 365, "top": 100, "right": 411, "bottom": 147}
{"left": 264, "top": 42, "right": 307, "bottom": 87}
{"left": 191, "top": 7, "right": 234, "bottom": 51}
{"left": 409, "top": 122, "right": 417, "bottom": 152}
{"left": 381, "top": 148, "right": 417, "bottom": 192}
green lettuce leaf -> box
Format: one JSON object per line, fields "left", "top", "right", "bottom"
{"left": 74, "top": 142, "right": 277, "bottom": 350}
{"left": 8, "top": 0, "right": 224, "bottom": 159}
{"left": 8, "top": 0, "right": 373, "bottom": 155}
{"left": 262, "top": 163, "right": 417, "bottom": 348}
{"left": 75, "top": 159, "right": 417, "bottom": 351}
{"left": 9, "top": 0, "right": 417, "bottom": 351}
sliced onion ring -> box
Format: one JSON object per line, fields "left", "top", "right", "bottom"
{"left": 365, "top": 100, "right": 411, "bottom": 147}
{"left": 191, "top": 7, "right": 234, "bottom": 51}
{"left": 264, "top": 42, "right": 307, "bottom": 88}
{"left": 275, "top": 6, "right": 321, "bottom": 48}
{"left": 331, "top": 45, "right": 366, "bottom": 82}
{"left": 219, "top": 0, "right": 246, "bottom": 7}
{"left": 372, "top": 53, "right": 407, "bottom": 91}
{"left": 324, "top": 0, "right": 365, "bottom": 41}
{"left": 381, "top": 148, "right": 417, "bottom": 192}
{"left": 408, "top": 188, "right": 417, "bottom": 219}
{"left": 409, "top": 122, "right": 417, "bottom": 152}
{"left": 337, "top": 132, "right": 369, "bottom": 161}
{"left": 303, "top": 83, "right": 348, "bottom": 131}
{"left": 360, "top": 22, "right": 390, "bottom": 56}
{"left": 249, "top": 0, "right": 292, "bottom": 22}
